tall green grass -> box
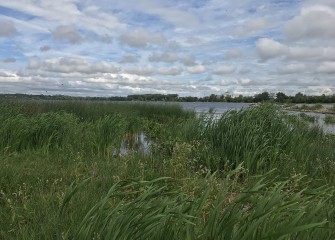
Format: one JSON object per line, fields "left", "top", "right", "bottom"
{"left": 167, "top": 104, "right": 334, "bottom": 179}
{"left": 1, "top": 100, "right": 335, "bottom": 239}
{"left": 61, "top": 174, "right": 335, "bottom": 240}
{"left": 15, "top": 100, "right": 194, "bottom": 121}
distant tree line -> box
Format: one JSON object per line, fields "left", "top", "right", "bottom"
{"left": 1, "top": 92, "right": 335, "bottom": 103}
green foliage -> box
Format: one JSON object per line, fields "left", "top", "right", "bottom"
{"left": 325, "top": 115, "right": 335, "bottom": 124}
{"left": 253, "top": 91, "right": 271, "bottom": 102}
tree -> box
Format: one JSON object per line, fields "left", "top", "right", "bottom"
{"left": 254, "top": 92, "right": 270, "bottom": 102}
{"left": 276, "top": 92, "right": 288, "bottom": 103}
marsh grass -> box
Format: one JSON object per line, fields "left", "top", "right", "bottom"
{"left": 17, "top": 100, "right": 194, "bottom": 121}
{"left": 60, "top": 174, "right": 335, "bottom": 240}
{"left": 1, "top": 100, "right": 335, "bottom": 239}
{"left": 293, "top": 103, "right": 323, "bottom": 111}
{"left": 325, "top": 115, "right": 335, "bottom": 124}
{"left": 299, "top": 112, "right": 317, "bottom": 123}
{"left": 170, "top": 104, "right": 332, "bottom": 178}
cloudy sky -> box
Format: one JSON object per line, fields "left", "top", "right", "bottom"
{"left": 0, "top": 0, "right": 335, "bottom": 97}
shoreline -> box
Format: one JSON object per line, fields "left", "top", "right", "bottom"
{"left": 283, "top": 107, "right": 335, "bottom": 115}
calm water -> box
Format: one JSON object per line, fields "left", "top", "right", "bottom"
{"left": 176, "top": 102, "right": 335, "bottom": 134}
{"left": 177, "top": 102, "right": 250, "bottom": 114}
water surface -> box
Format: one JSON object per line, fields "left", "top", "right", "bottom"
{"left": 176, "top": 102, "right": 335, "bottom": 134}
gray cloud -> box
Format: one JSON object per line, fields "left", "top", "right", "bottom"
{"left": 147, "top": 7, "right": 199, "bottom": 28}
{"left": 239, "top": 68, "right": 252, "bottom": 74}
{"left": 316, "top": 61, "right": 335, "bottom": 73}
{"left": 125, "top": 65, "right": 154, "bottom": 76}
{"left": 27, "top": 57, "right": 120, "bottom": 74}
{"left": 239, "top": 78, "right": 252, "bottom": 85}
{"left": 256, "top": 38, "right": 335, "bottom": 62}
{"left": 166, "top": 40, "right": 180, "bottom": 50}
{"left": 119, "top": 29, "right": 166, "bottom": 48}
{"left": 40, "top": 45, "right": 51, "bottom": 52}
{"left": 234, "top": 18, "right": 267, "bottom": 38}
{"left": 186, "top": 37, "right": 203, "bottom": 45}
{"left": 277, "top": 63, "right": 307, "bottom": 74}
{"left": 287, "top": 47, "right": 335, "bottom": 61}
{"left": 118, "top": 54, "right": 139, "bottom": 63}
{"left": 186, "top": 65, "right": 206, "bottom": 74}
{"left": 256, "top": 38, "right": 288, "bottom": 61}
{"left": 212, "top": 65, "right": 236, "bottom": 74}
{"left": 148, "top": 52, "right": 196, "bottom": 66}
{"left": 0, "top": 71, "right": 16, "bottom": 77}
{"left": 179, "top": 55, "right": 196, "bottom": 66}
{"left": 157, "top": 66, "right": 183, "bottom": 75}
{"left": 3, "top": 57, "right": 16, "bottom": 63}
{"left": 149, "top": 52, "right": 179, "bottom": 63}
{"left": 226, "top": 49, "right": 242, "bottom": 58}
{"left": 0, "top": 20, "right": 17, "bottom": 37}
{"left": 52, "top": 25, "right": 82, "bottom": 43}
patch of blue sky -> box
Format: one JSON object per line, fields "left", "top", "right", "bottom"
{"left": 269, "top": 0, "right": 301, "bottom": 6}
{"left": 166, "top": 0, "right": 210, "bottom": 9}
{"left": 29, "top": 32, "right": 51, "bottom": 43}
{"left": 0, "top": 41, "right": 25, "bottom": 60}
{"left": 121, "top": 11, "right": 172, "bottom": 30}
{"left": 0, "top": 6, "right": 36, "bottom": 21}
{"left": 232, "top": 36, "right": 262, "bottom": 47}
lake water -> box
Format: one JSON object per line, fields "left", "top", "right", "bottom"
{"left": 175, "top": 102, "right": 335, "bottom": 134}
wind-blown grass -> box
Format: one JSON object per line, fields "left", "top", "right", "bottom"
{"left": 299, "top": 112, "right": 317, "bottom": 123}
{"left": 1, "top": 100, "right": 335, "bottom": 239}
{"left": 61, "top": 174, "right": 335, "bottom": 240}
{"left": 169, "top": 104, "right": 331, "bottom": 178}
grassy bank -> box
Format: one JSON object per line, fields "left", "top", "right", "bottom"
{"left": 1, "top": 100, "right": 335, "bottom": 239}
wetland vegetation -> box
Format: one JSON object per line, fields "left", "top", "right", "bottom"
{"left": 1, "top": 100, "right": 335, "bottom": 239}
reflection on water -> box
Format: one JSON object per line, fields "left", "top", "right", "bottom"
{"left": 119, "top": 132, "right": 150, "bottom": 156}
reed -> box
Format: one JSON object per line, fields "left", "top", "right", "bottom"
{"left": 60, "top": 174, "right": 335, "bottom": 240}
{"left": 1, "top": 100, "right": 335, "bottom": 239}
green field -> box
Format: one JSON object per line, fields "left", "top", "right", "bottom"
{"left": 1, "top": 100, "right": 335, "bottom": 239}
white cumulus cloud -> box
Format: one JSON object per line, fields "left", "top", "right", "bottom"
{"left": 256, "top": 38, "right": 288, "bottom": 61}
{"left": 284, "top": 5, "right": 335, "bottom": 41}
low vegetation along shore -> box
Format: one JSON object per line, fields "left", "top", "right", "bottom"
{"left": 1, "top": 100, "right": 335, "bottom": 239}
{"left": 283, "top": 103, "right": 335, "bottom": 115}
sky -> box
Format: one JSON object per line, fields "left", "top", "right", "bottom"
{"left": 0, "top": 0, "right": 335, "bottom": 97}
